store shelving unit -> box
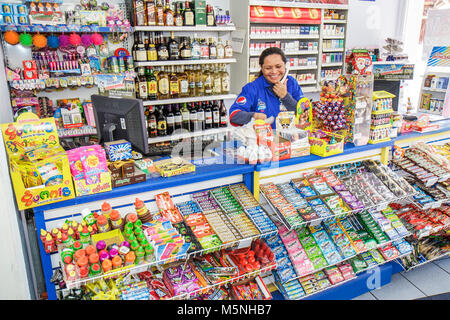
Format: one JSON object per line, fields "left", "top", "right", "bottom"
{"left": 142, "top": 94, "right": 237, "bottom": 107}
{"left": 230, "top": 0, "right": 348, "bottom": 95}
{"left": 134, "top": 58, "right": 236, "bottom": 67}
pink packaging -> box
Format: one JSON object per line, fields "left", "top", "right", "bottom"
{"left": 66, "top": 149, "right": 85, "bottom": 181}
{"left": 79, "top": 145, "right": 108, "bottom": 185}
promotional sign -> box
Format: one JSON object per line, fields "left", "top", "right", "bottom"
{"left": 250, "top": 6, "right": 321, "bottom": 25}
{"left": 373, "top": 63, "right": 415, "bottom": 80}
{"left": 427, "top": 46, "right": 450, "bottom": 68}
{"left": 1, "top": 113, "right": 75, "bottom": 210}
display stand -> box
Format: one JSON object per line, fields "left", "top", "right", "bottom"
{"left": 34, "top": 163, "right": 254, "bottom": 300}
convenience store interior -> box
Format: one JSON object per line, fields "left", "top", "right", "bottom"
{"left": 0, "top": 0, "right": 449, "bottom": 301}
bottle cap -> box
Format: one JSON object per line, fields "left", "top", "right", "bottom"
{"left": 101, "top": 202, "right": 111, "bottom": 213}
{"left": 110, "top": 210, "right": 120, "bottom": 221}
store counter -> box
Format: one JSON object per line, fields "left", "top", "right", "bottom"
{"left": 393, "top": 119, "right": 450, "bottom": 148}
{"left": 252, "top": 140, "right": 394, "bottom": 201}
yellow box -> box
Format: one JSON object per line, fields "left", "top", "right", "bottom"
{"left": 1, "top": 113, "right": 75, "bottom": 210}
{"left": 154, "top": 157, "right": 196, "bottom": 178}
{"left": 308, "top": 130, "right": 345, "bottom": 157}
{"left": 91, "top": 229, "right": 125, "bottom": 248}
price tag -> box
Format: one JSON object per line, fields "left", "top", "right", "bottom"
{"left": 237, "top": 238, "right": 252, "bottom": 249}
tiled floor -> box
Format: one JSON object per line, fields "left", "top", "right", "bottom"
{"left": 353, "top": 257, "right": 450, "bottom": 300}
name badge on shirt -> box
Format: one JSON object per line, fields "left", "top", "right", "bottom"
{"left": 257, "top": 99, "right": 266, "bottom": 112}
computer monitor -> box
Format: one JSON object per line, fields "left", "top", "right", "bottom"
{"left": 91, "top": 94, "right": 149, "bottom": 155}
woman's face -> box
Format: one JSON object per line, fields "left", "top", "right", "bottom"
{"left": 261, "top": 54, "right": 286, "bottom": 85}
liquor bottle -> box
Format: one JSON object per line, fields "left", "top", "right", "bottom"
{"left": 187, "top": 65, "right": 196, "bottom": 97}
{"left": 216, "top": 38, "right": 225, "bottom": 59}
{"left": 174, "top": 2, "right": 183, "bottom": 26}
{"left": 157, "top": 66, "right": 170, "bottom": 99}
{"left": 164, "top": 0, "right": 174, "bottom": 26}
{"left": 174, "top": 104, "right": 182, "bottom": 130}
{"left": 132, "top": 34, "right": 138, "bottom": 61}
{"left": 148, "top": 106, "right": 158, "bottom": 137}
{"left": 157, "top": 107, "right": 167, "bottom": 136}
{"left": 135, "top": 32, "right": 147, "bottom": 62}
{"left": 225, "top": 40, "right": 233, "bottom": 58}
{"left": 219, "top": 100, "right": 227, "bottom": 127}
{"left": 169, "top": 66, "right": 180, "bottom": 98}
{"left": 209, "top": 38, "right": 217, "bottom": 59}
{"left": 191, "top": 35, "right": 201, "bottom": 60}
{"left": 212, "top": 100, "right": 220, "bottom": 128}
{"left": 200, "top": 38, "right": 209, "bottom": 60}
{"left": 189, "top": 102, "right": 197, "bottom": 132}
{"left": 181, "top": 102, "right": 190, "bottom": 131}
{"left": 157, "top": 34, "right": 169, "bottom": 61}
{"left": 220, "top": 64, "right": 230, "bottom": 94}
{"left": 134, "top": 0, "right": 146, "bottom": 26}
{"left": 146, "top": 0, "right": 156, "bottom": 26}
{"left": 203, "top": 64, "right": 213, "bottom": 95}
{"left": 204, "top": 101, "right": 212, "bottom": 130}
{"left": 147, "top": 34, "right": 158, "bottom": 61}
{"left": 206, "top": 5, "right": 215, "bottom": 27}
{"left": 136, "top": 67, "right": 148, "bottom": 100}
{"left": 180, "top": 37, "right": 191, "bottom": 60}
{"left": 184, "top": 1, "right": 194, "bottom": 26}
{"left": 194, "top": 65, "right": 204, "bottom": 96}
{"left": 196, "top": 101, "right": 205, "bottom": 131}
{"left": 146, "top": 67, "right": 158, "bottom": 100}
{"left": 156, "top": 0, "right": 164, "bottom": 26}
{"left": 166, "top": 104, "right": 175, "bottom": 135}
{"left": 212, "top": 64, "right": 221, "bottom": 95}
{"left": 178, "top": 65, "right": 189, "bottom": 98}
{"left": 168, "top": 32, "right": 179, "bottom": 60}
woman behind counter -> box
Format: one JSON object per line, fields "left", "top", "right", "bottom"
{"left": 229, "top": 47, "right": 304, "bottom": 129}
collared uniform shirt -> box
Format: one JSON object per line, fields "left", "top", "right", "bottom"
{"left": 229, "top": 75, "right": 303, "bottom": 129}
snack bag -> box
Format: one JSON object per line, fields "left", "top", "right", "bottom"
{"left": 66, "top": 149, "right": 85, "bottom": 181}
{"left": 79, "top": 145, "right": 109, "bottom": 185}
{"left": 35, "top": 158, "right": 63, "bottom": 186}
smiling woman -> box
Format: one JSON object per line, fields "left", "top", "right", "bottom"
{"left": 229, "top": 47, "right": 304, "bottom": 129}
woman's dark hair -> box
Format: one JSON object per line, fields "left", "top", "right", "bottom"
{"left": 257, "top": 47, "right": 287, "bottom": 78}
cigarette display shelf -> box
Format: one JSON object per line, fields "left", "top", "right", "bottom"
{"left": 231, "top": 0, "right": 348, "bottom": 95}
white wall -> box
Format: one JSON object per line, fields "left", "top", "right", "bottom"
{"left": 347, "top": 0, "right": 405, "bottom": 50}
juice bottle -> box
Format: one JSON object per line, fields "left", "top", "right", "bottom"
{"left": 110, "top": 209, "right": 124, "bottom": 231}
{"left": 112, "top": 255, "right": 123, "bottom": 269}
{"left": 61, "top": 232, "right": 74, "bottom": 248}
{"left": 79, "top": 226, "right": 91, "bottom": 245}
{"left": 96, "top": 214, "right": 111, "bottom": 233}
{"left": 43, "top": 233, "right": 56, "bottom": 253}
{"left": 81, "top": 208, "right": 97, "bottom": 228}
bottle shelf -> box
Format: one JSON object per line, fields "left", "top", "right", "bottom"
{"left": 57, "top": 126, "right": 97, "bottom": 138}
{"left": 321, "top": 62, "right": 344, "bottom": 67}
{"left": 248, "top": 0, "right": 349, "bottom": 10}
{"left": 322, "top": 35, "right": 345, "bottom": 40}
{"left": 422, "top": 87, "right": 447, "bottom": 93}
{"left": 134, "top": 25, "right": 236, "bottom": 32}
{"left": 322, "top": 48, "right": 345, "bottom": 53}
{"left": 250, "top": 65, "right": 317, "bottom": 73}
{"left": 0, "top": 24, "right": 133, "bottom": 33}
{"left": 323, "top": 20, "right": 348, "bottom": 24}
{"left": 249, "top": 34, "right": 320, "bottom": 40}
{"left": 250, "top": 51, "right": 319, "bottom": 57}
{"left": 142, "top": 94, "right": 237, "bottom": 106}
{"left": 148, "top": 127, "right": 231, "bottom": 144}
{"left": 135, "top": 58, "right": 236, "bottom": 67}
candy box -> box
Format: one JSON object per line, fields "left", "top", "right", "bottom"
{"left": 104, "top": 139, "right": 132, "bottom": 162}
{"left": 269, "top": 135, "right": 291, "bottom": 161}
{"left": 308, "top": 129, "right": 344, "bottom": 157}
{"left": 1, "top": 113, "right": 75, "bottom": 210}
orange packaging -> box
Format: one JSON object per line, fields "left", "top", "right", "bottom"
{"left": 112, "top": 255, "right": 122, "bottom": 269}
{"left": 125, "top": 251, "right": 136, "bottom": 266}
{"left": 85, "top": 244, "right": 96, "bottom": 256}
{"left": 88, "top": 253, "right": 99, "bottom": 264}
{"left": 73, "top": 249, "right": 86, "bottom": 261}
{"left": 102, "top": 259, "right": 112, "bottom": 273}
{"left": 77, "top": 255, "right": 88, "bottom": 268}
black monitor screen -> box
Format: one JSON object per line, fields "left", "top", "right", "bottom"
{"left": 91, "top": 95, "right": 149, "bottom": 155}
